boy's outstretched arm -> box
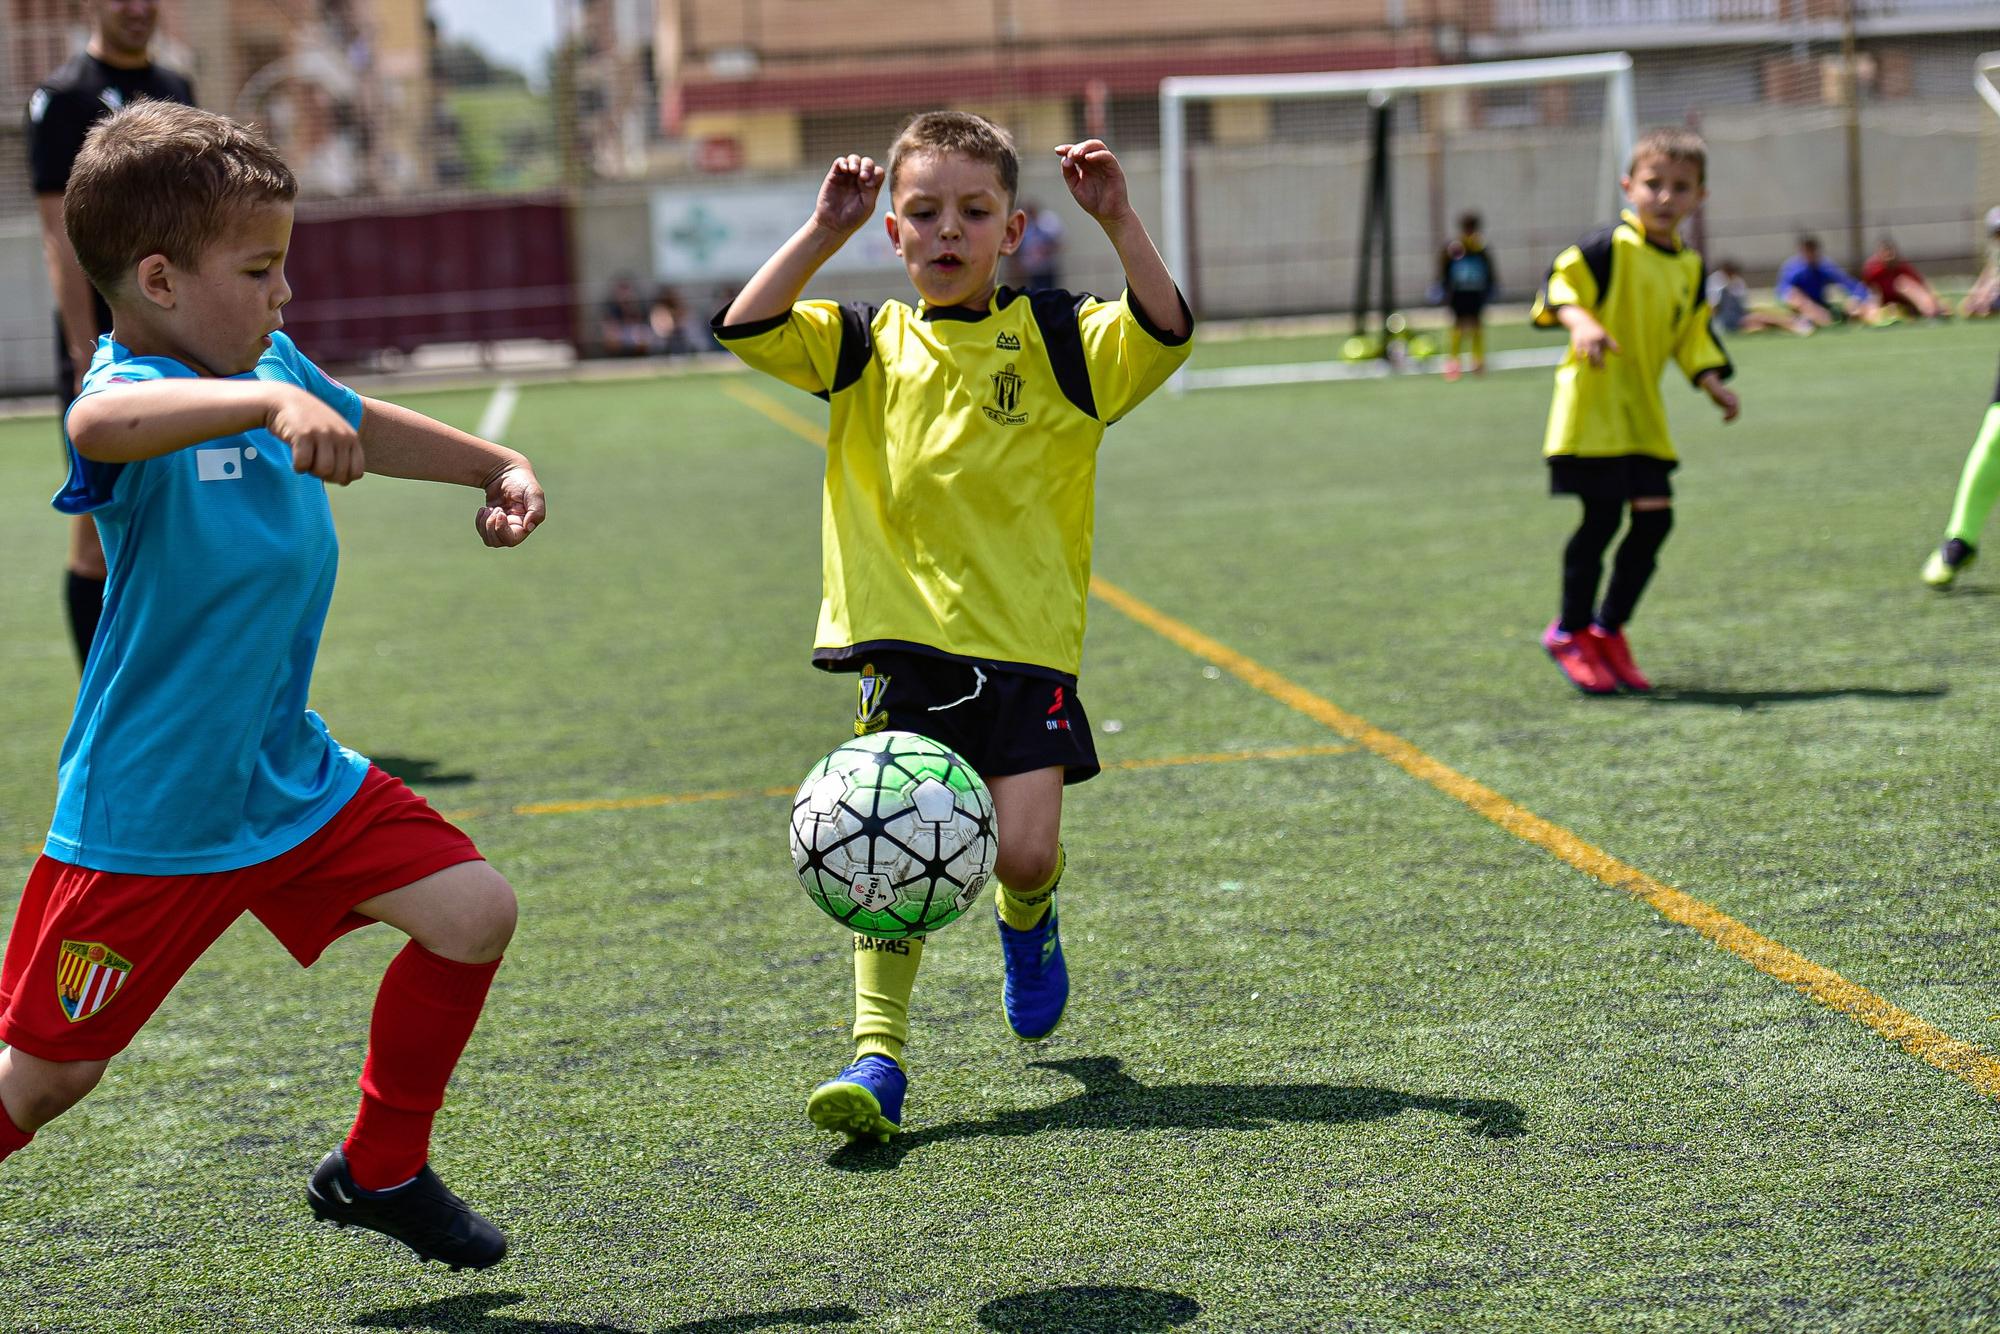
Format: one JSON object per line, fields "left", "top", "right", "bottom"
{"left": 1055, "top": 140, "right": 1191, "bottom": 339}
{"left": 358, "top": 397, "right": 546, "bottom": 547}
{"left": 724, "top": 155, "right": 883, "bottom": 324}
{"left": 68, "top": 379, "right": 364, "bottom": 483}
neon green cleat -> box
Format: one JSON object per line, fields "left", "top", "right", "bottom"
{"left": 1922, "top": 539, "right": 1975, "bottom": 589}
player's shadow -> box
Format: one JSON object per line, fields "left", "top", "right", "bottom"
{"left": 977, "top": 1285, "right": 1200, "bottom": 1333}
{"left": 827, "top": 1055, "right": 1524, "bottom": 1172}
{"left": 351, "top": 1293, "right": 863, "bottom": 1333}
{"left": 369, "top": 754, "right": 478, "bottom": 786}
{"left": 1632, "top": 685, "right": 1946, "bottom": 708}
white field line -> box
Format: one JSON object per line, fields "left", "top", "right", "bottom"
{"left": 1183, "top": 345, "right": 1566, "bottom": 391}
{"left": 476, "top": 380, "right": 521, "bottom": 442}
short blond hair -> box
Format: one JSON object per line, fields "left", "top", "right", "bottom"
{"left": 1627, "top": 127, "right": 1707, "bottom": 184}
{"left": 65, "top": 102, "right": 296, "bottom": 297}
{"left": 887, "top": 111, "right": 1019, "bottom": 204}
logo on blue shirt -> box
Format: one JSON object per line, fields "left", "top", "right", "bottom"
{"left": 196, "top": 446, "right": 254, "bottom": 481}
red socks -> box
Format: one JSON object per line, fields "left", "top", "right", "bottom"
{"left": 0, "top": 1103, "right": 33, "bottom": 1165}
{"left": 342, "top": 941, "right": 500, "bottom": 1191}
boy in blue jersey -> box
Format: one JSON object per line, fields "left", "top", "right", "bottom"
{"left": 1776, "top": 235, "right": 1881, "bottom": 329}
{"left": 714, "top": 112, "right": 1191, "bottom": 1142}
{"left": 0, "top": 103, "right": 545, "bottom": 1271}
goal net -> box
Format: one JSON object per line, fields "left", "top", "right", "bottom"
{"left": 1160, "top": 54, "right": 1637, "bottom": 391}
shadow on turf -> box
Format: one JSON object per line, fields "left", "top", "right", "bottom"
{"left": 1629, "top": 685, "right": 1947, "bottom": 708}
{"left": 369, "top": 754, "right": 478, "bottom": 786}
{"left": 977, "top": 1285, "right": 1199, "bottom": 1333}
{"left": 352, "top": 1293, "right": 863, "bottom": 1333}
{"left": 827, "top": 1056, "right": 1524, "bottom": 1172}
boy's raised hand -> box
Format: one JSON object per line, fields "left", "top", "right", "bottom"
{"left": 476, "top": 460, "right": 546, "bottom": 548}
{"left": 815, "top": 155, "right": 883, "bottom": 236}
{"left": 268, "top": 385, "right": 365, "bottom": 486}
{"left": 1056, "top": 140, "right": 1131, "bottom": 222}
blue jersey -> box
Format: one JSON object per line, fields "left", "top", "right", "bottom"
{"left": 48, "top": 332, "right": 370, "bottom": 874}
{"left": 1776, "top": 255, "right": 1867, "bottom": 305}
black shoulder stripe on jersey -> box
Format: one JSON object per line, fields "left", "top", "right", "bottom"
{"left": 709, "top": 307, "right": 788, "bottom": 339}
{"left": 1027, "top": 289, "right": 1098, "bottom": 420}
{"left": 1576, "top": 223, "right": 1618, "bottom": 304}
{"left": 830, "top": 301, "right": 878, "bottom": 396}
{"left": 1128, "top": 287, "right": 1194, "bottom": 348}
{"left": 1694, "top": 320, "right": 1735, "bottom": 385}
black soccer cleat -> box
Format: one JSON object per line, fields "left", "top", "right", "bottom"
{"left": 306, "top": 1148, "right": 507, "bottom": 1271}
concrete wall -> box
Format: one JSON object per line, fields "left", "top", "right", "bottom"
{"left": 1, "top": 215, "right": 53, "bottom": 401}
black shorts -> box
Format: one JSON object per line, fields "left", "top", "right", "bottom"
{"left": 1448, "top": 292, "right": 1490, "bottom": 319}
{"left": 841, "top": 651, "right": 1099, "bottom": 785}
{"left": 1548, "top": 454, "right": 1676, "bottom": 502}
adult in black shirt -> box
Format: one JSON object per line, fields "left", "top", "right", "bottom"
{"left": 27, "top": 0, "right": 194, "bottom": 668}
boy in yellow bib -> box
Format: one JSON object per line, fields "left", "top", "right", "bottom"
{"left": 1532, "top": 127, "right": 1740, "bottom": 694}
{"left": 714, "top": 112, "right": 1191, "bottom": 1140}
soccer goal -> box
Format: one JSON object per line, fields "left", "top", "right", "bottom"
{"left": 1159, "top": 53, "right": 1637, "bottom": 392}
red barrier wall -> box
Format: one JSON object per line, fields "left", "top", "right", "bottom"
{"left": 282, "top": 196, "right": 575, "bottom": 364}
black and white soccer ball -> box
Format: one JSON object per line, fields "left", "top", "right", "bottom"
{"left": 788, "top": 730, "right": 997, "bottom": 939}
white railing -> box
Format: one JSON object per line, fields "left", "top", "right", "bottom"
{"left": 1492, "top": 0, "right": 1779, "bottom": 28}
{"left": 1495, "top": 0, "right": 1997, "bottom": 28}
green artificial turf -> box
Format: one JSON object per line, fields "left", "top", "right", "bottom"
{"left": 1, "top": 319, "right": 1996, "bottom": 1331}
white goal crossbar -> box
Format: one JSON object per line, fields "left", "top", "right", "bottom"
{"left": 1159, "top": 53, "right": 1638, "bottom": 391}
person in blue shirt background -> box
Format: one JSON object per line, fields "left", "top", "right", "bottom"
{"left": 0, "top": 101, "right": 546, "bottom": 1273}
{"left": 1776, "top": 234, "right": 1881, "bottom": 328}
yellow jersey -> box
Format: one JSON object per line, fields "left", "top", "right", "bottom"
{"left": 1531, "top": 210, "right": 1732, "bottom": 461}
{"left": 717, "top": 286, "right": 1192, "bottom": 680}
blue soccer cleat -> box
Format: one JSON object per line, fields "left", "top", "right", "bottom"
{"left": 998, "top": 901, "right": 1068, "bottom": 1041}
{"left": 807, "top": 1055, "right": 905, "bottom": 1143}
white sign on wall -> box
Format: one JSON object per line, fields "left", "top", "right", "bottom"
{"left": 650, "top": 182, "right": 903, "bottom": 283}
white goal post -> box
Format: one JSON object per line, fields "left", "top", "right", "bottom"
{"left": 1159, "top": 53, "right": 1639, "bottom": 391}
{"left": 1978, "top": 49, "right": 2000, "bottom": 121}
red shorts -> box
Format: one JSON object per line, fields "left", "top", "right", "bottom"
{"left": 0, "top": 765, "right": 480, "bottom": 1062}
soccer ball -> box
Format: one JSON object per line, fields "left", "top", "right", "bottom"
{"left": 788, "top": 731, "right": 998, "bottom": 939}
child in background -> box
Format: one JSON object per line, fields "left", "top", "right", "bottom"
{"left": 1532, "top": 127, "right": 1740, "bottom": 694}
{"left": 1439, "top": 211, "right": 1497, "bottom": 380}
{"left": 1706, "top": 259, "right": 1811, "bottom": 336}
{"left": 713, "top": 112, "right": 1191, "bottom": 1141}
{"left": 1860, "top": 238, "right": 1948, "bottom": 321}
{"left": 0, "top": 103, "right": 546, "bottom": 1271}
{"left": 1777, "top": 235, "right": 1880, "bottom": 328}
{"left": 1957, "top": 208, "right": 2000, "bottom": 318}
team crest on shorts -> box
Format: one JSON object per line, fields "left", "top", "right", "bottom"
{"left": 854, "top": 665, "right": 891, "bottom": 736}
{"left": 57, "top": 940, "right": 133, "bottom": 1023}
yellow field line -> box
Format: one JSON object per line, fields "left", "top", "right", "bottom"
{"left": 516, "top": 784, "right": 793, "bottom": 816}
{"left": 1088, "top": 574, "right": 2000, "bottom": 1101}
{"left": 721, "top": 381, "right": 828, "bottom": 443}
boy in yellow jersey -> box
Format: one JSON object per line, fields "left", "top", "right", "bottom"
{"left": 1531, "top": 127, "right": 1740, "bottom": 694}
{"left": 713, "top": 111, "right": 1192, "bottom": 1141}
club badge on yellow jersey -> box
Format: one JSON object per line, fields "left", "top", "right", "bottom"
{"left": 854, "top": 664, "right": 891, "bottom": 736}
{"left": 984, "top": 364, "right": 1027, "bottom": 426}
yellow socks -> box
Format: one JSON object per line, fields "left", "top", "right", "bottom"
{"left": 849, "top": 845, "right": 1067, "bottom": 1064}
{"left": 1449, "top": 327, "right": 1464, "bottom": 358}
{"left": 1471, "top": 326, "right": 1487, "bottom": 366}
{"left": 852, "top": 934, "right": 922, "bottom": 1066}
{"left": 994, "top": 843, "right": 1064, "bottom": 931}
